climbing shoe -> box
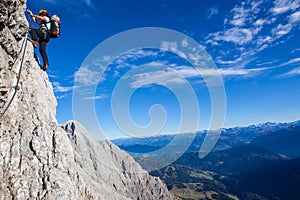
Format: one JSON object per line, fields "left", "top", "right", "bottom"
{"left": 28, "top": 38, "right": 39, "bottom": 48}
{"left": 42, "top": 63, "right": 49, "bottom": 71}
{"left": 32, "top": 40, "right": 39, "bottom": 48}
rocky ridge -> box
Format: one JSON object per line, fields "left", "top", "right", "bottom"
{"left": 0, "top": 0, "right": 171, "bottom": 199}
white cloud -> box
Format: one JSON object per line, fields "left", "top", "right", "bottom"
{"left": 114, "top": 49, "right": 159, "bottom": 69}
{"left": 207, "top": 8, "right": 219, "bottom": 19}
{"left": 226, "top": 0, "right": 264, "bottom": 27}
{"left": 126, "top": 61, "right": 272, "bottom": 88}
{"left": 160, "top": 41, "right": 187, "bottom": 59}
{"left": 216, "top": 58, "right": 243, "bottom": 65}
{"left": 52, "top": 82, "right": 77, "bottom": 93}
{"left": 279, "top": 67, "right": 300, "bottom": 77}
{"left": 279, "top": 57, "right": 300, "bottom": 66}
{"left": 181, "top": 39, "right": 189, "bottom": 48}
{"left": 147, "top": 61, "right": 169, "bottom": 67}
{"left": 218, "top": 68, "right": 249, "bottom": 76}
{"left": 289, "top": 11, "right": 300, "bottom": 23}
{"left": 48, "top": 74, "right": 59, "bottom": 79}
{"left": 257, "top": 36, "right": 273, "bottom": 45}
{"left": 103, "top": 55, "right": 113, "bottom": 62}
{"left": 256, "top": 59, "right": 280, "bottom": 66}
{"left": 255, "top": 37, "right": 274, "bottom": 52}
{"left": 218, "top": 66, "right": 271, "bottom": 77}
{"left": 92, "top": 58, "right": 107, "bottom": 72}
{"left": 74, "top": 66, "right": 101, "bottom": 85}
{"left": 291, "top": 48, "right": 300, "bottom": 53}
{"left": 254, "top": 19, "right": 266, "bottom": 26}
{"left": 272, "top": 23, "right": 293, "bottom": 37}
{"left": 129, "top": 68, "right": 186, "bottom": 88}
{"left": 271, "top": 0, "right": 299, "bottom": 15}
{"left": 230, "top": 18, "right": 245, "bottom": 26}
{"left": 206, "top": 0, "right": 299, "bottom": 66}
{"left": 135, "top": 49, "right": 159, "bottom": 58}
{"left": 123, "top": 49, "right": 158, "bottom": 61}
{"left": 83, "top": 95, "right": 109, "bottom": 100}
{"left": 228, "top": 6, "right": 247, "bottom": 26}
{"left": 161, "top": 41, "right": 178, "bottom": 52}
{"left": 188, "top": 52, "right": 202, "bottom": 64}
{"left": 56, "top": 94, "right": 70, "bottom": 100}
{"left": 208, "top": 27, "right": 253, "bottom": 45}
{"left": 205, "top": 39, "right": 219, "bottom": 46}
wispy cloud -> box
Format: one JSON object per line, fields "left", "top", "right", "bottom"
{"left": 126, "top": 61, "right": 272, "bottom": 88}
{"left": 205, "top": 0, "right": 300, "bottom": 66}
{"left": 161, "top": 41, "right": 188, "bottom": 59}
{"left": 291, "top": 48, "right": 300, "bottom": 53}
{"left": 256, "top": 59, "right": 280, "bottom": 66}
{"left": 207, "top": 27, "right": 254, "bottom": 45}
{"left": 52, "top": 82, "right": 77, "bottom": 93}
{"left": 279, "top": 57, "right": 300, "bottom": 66}
{"left": 48, "top": 74, "right": 59, "bottom": 79}
{"left": 204, "top": 66, "right": 271, "bottom": 78}
{"left": 74, "top": 66, "right": 101, "bottom": 86}
{"left": 206, "top": 0, "right": 266, "bottom": 54}
{"left": 113, "top": 49, "right": 159, "bottom": 69}
{"left": 83, "top": 95, "right": 109, "bottom": 100}
{"left": 275, "top": 58, "right": 300, "bottom": 78}
{"left": 289, "top": 11, "right": 300, "bottom": 23}
{"left": 216, "top": 57, "right": 243, "bottom": 65}
{"left": 279, "top": 67, "right": 300, "bottom": 78}
{"left": 56, "top": 94, "right": 70, "bottom": 100}
{"left": 272, "top": 23, "right": 293, "bottom": 37}
{"left": 271, "top": 0, "right": 299, "bottom": 15}
{"left": 207, "top": 8, "right": 219, "bottom": 19}
{"left": 129, "top": 68, "right": 187, "bottom": 88}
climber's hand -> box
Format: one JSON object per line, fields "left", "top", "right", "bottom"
{"left": 27, "top": 9, "right": 33, "bottom": 16}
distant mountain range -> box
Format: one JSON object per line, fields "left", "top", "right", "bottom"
{"left": 112, "top": 120, "right": 300, "bottom": 199}
{"left": 112, "top": 120, "right": 300, "bottom": 156}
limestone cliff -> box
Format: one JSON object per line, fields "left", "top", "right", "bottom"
{"left": 0, "top": 0, "right": 171, "bottom": 199}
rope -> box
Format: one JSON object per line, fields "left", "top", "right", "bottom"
{"left": 0, "top": 37, "right": 28, "bottom": 120}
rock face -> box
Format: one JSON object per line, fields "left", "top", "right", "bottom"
{"left": 0, "top": 1, "right": 171, "bottom": 199}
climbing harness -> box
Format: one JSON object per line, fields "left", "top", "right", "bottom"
{"left": 0, "top": 36, "right": 28, "bottom": 120}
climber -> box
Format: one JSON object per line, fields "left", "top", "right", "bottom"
{"left": 27, "top": 9, "right": 50, "bottom": 71}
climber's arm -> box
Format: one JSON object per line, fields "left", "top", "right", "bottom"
{"left": 27, "top": 10, "right": 38, "bottom": 24}
{"left": 30, "top": 14, "right": 48, "bottom": 25}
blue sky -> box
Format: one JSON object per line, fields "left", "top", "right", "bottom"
{"left": 27, "top": 0, "right": 300, "bottom": 140}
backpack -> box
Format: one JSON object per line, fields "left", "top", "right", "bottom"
{"left": 47, "top": 15, "right": 61, "bottom": 38}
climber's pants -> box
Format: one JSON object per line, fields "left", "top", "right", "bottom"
{"left": 39, "top": 41, "right": 48, "bottom": 65}
{"left": 29, "top": 29, "right": 49, "bottom": 65}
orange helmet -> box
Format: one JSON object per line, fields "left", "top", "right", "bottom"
{"left": 39, "top": 9, "right": 48, "bottom": 15}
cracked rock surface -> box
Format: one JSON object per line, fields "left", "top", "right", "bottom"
{"left": 0, "top": 0, "right": 171, "bottom": 199}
